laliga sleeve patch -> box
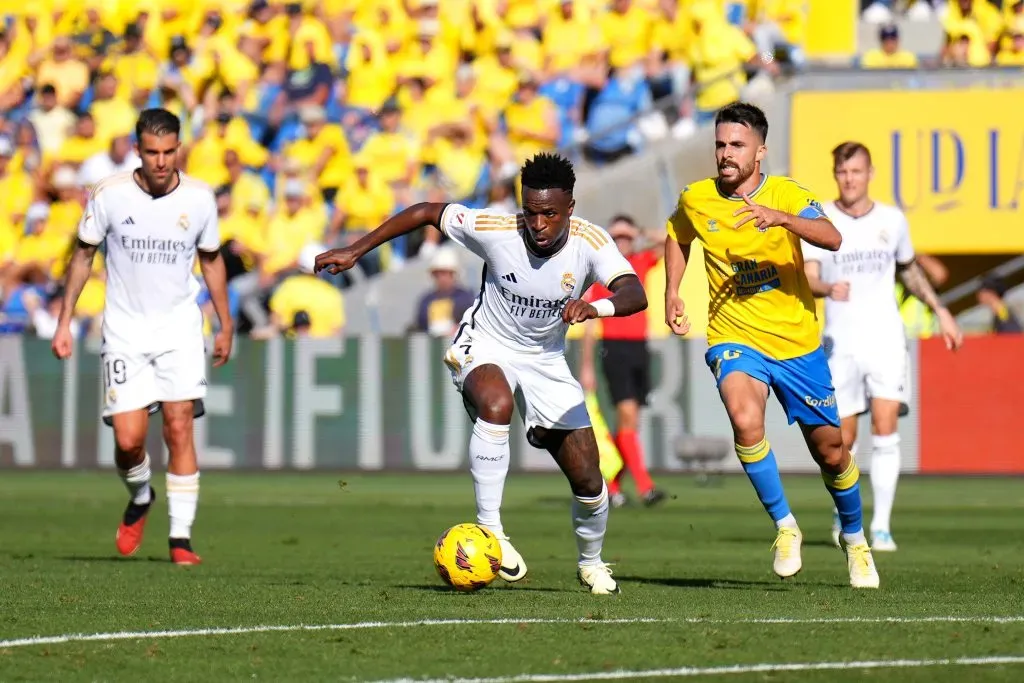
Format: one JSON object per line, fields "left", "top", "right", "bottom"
{"left": 798, "top": 199, "right": 826, "bottom": 219}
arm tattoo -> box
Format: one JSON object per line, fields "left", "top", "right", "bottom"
{"left": 59, "top": 241, "right": 98, "bottom": 324}
{"left": 898, "top": 261, "right": 943, "bottom": 312}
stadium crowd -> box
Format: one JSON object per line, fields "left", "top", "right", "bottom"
{"left": 861, "top": 0, "right": 1024, "bottom": 67}
{"left": 0, "top": 0, "right": 1019, "bottom": 340}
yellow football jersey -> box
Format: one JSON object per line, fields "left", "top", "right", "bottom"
{"left": 667, "top": 174, "right": 826, "bottom": 360}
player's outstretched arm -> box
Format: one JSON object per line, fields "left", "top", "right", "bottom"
{"left": 52, "top": 240, "right": 98, "bottom": 359}
{"left": 315, "top": 202, "right": 447, "bottom": 275}
{"left": 198, "top": 249, "right": 235, "bottom": 367}
{"left": 897, "top": 259, "right": 963, "bottom": 351}
{"left": 562, "top": 274, "right": 647, "bottom": 325}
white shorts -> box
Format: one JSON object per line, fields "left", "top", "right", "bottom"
{"left": 101, "top": 336, "right": 208, "bottom": 419}
{"left": 829, "top": 346, "right": 910, "bottom": 419}
{"left": 443, "top": 326, "right": 591, "bottom": 433}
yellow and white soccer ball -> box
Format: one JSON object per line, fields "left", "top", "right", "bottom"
{"left": 433, "top": 523, "right": 503, "bottom": 592}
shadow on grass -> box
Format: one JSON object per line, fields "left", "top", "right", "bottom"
{"left": 392, "top": 583, "right": 569, "bottom": 593}
{"left": 616, "top": 575, "right": 840, "bottom": 590}
{"left": 718, "top": 537, "right": 843, "bottom": 549}
{"left": 55, "top": 555, "right": 172, "bottom": 564}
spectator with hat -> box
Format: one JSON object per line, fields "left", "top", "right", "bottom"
{"left": 976, "top": 276, "right": 1023, "bottom": 334}
{"left": 283, "top": 103, "right": 352, "bottom": 204}
{"left": 412, "top": 246, "right": 475, "bottom": 337}
{"left": 258, "top": 244, "right": 345, "bottom": 339}
{"left": 861, "top": 24, "right": 919, "bottom": 68}
{"left": 358, "top": 97, "right": 419, "bottom": 194}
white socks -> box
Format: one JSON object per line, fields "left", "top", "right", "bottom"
{"left": 167, "top": 472, "right": 200, "bottom": 540}
{"left": 119, "top": 453, "right": 152, "bottom": 506}
{"left": 573, "top": 481, "right": 609, "bottom": 566}
{"left": 844, "top": 528, "right": 868, "bottom": 546}
{"left": 870, "top": 433, "right": 901, "bottom": 533}
{"left": 775, "top": 512, "right": 798, "bottom": 530}
{"left": 470, "top": 419, "right": 510, "bottom": 538}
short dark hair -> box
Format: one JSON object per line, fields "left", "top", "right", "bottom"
{"left": 832, "top": 141, "right": 872, "bottom": 168}
{"left": 520, "top": 152, "right": 575, "bottom": 193}
{"left": 136, "top": 108, "right": 181, "bottom": 142}
{"left": 715, "top": 102, "right": 769, "bottom": 143}
{"left": 608, "top": 214, "right": 636, "bottom": 226}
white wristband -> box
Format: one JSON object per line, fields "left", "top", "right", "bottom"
{"left": 592, "top": 298, "right": 616, "bottom": 318}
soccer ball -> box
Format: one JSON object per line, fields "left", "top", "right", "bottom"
{"left": 433, "top": 523, "right": 503, "bottom": 592}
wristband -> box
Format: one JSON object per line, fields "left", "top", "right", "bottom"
{"left": 592, "top": 298, "right": 616, "bottom": 318}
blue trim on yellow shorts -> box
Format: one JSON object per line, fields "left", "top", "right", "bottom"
{"left": 705, "top": 343, "right": 840, "bottom": 428}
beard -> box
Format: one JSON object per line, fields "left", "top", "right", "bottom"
{"left": 720, "top": 156, "right": 761, "bottom": 189}
{"left": 719, "top": 158, "right": 756, "bottom": 183}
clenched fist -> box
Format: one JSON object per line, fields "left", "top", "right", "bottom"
{"left": 561, "top": 299, "right": 598, "bottom": 325}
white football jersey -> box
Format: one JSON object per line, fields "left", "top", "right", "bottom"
{"left": 78, "top": 171, "right": 220, "bottom": 352}
{"left": 439, "top": 203, "right": 634, "bottom": 354}
{"left": 802, "top": 201, "right": 915, "bottom": 353}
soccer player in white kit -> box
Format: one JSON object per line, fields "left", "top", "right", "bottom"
{"left": 316, "top": 154, "right": 648, "bottom": 594}
{"left": 51, "top": 109, "right": 234, "bottom": 565}
{"left": 801, "top": 142, "right": 962, "bottom": 552}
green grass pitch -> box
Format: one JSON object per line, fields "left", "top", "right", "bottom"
{"left": 0, "top": 472, "right": 1022, "bottom": 682}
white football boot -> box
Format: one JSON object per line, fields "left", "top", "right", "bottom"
{"left": 871, "top": 529, "right": 898, "bottom": 552}
{"left": 577, "top": 563, "right": 620, "bottom": 595}
{"left": 831, "top": 508, "right": 842, "bottom": 549}
{"left": 772, "top": 526, "right": 803, "bottom": 578}
{"left": 843, "top": 539, "right": 881, "bottom": 589}
{"left": 496, "top": 536, "right": 528, "bottom": 582}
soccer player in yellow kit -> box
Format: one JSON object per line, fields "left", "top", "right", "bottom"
{"left": 663, "top": 102, "right": 879, "bottom": 589}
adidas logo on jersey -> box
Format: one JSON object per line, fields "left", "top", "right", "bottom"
{"left": 121, "top": 217, "right": 136, "bottom": 225}
{"left": 501, "top": 272, "right": 518, "bottom": 284}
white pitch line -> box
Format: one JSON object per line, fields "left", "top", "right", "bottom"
{"left": 379, "top": 656, "right": 1024, "bottom": 683}
{"left": 700, "top": 616, "right": 1024, "bottom": 625}
{"left": 1, "top": 615, "right": 1022, "bottom": 651}
{"left": 0, "top": 618, "right": 666, "bottom": 650}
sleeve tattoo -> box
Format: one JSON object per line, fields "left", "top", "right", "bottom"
{"left": 897, "top": 260, "right": 943, "bottom": 312}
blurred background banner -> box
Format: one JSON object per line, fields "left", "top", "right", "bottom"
{"left": 0, "top": 334, "right": 1019, "bottom": 476}
{"left": 790, "top": 88, "right": 1024, "bottom": 254}
{"left": 2, "top": 0, "right": 1024, "bottom": 480}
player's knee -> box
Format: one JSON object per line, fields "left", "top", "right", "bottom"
{"left": 162, "top": 414, "right": 194, "bottom": 451}
{"left": 726, "top": 401, "right": 764, "bottom": 442}
{"left": 476, "top": 393, "right": 515, "bottom": 425}
{"left": 114, "top": 431, "right": 146, "bottom": 458}
{"left": 871, "top": 416, "right": 898, "bottom": 438}
{"left": 818, "top": 436, "right": 846, "bottom": 471}
{"left": 570, "top": 470, "right": 605, "bottom": 499}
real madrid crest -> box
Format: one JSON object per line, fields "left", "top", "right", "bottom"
{"left": 561, "top": 272, "right": 576, "bottom": 293}
{"left": 107, "top": 388, "right": 117, "bottom": 404}
{"left": 177, "top": 214, "right": 190, "bottom": 230}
